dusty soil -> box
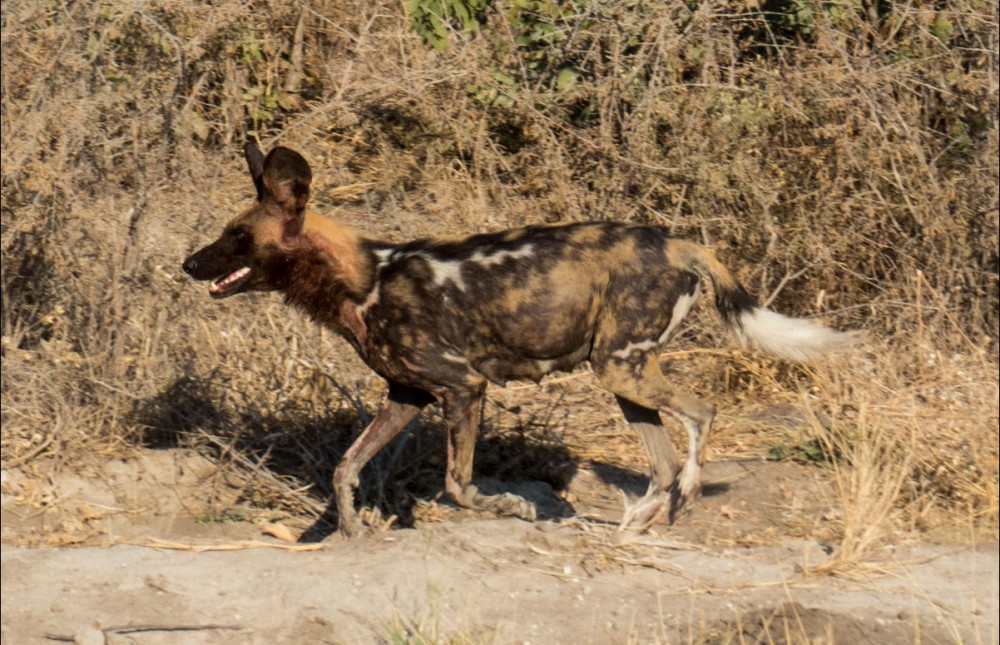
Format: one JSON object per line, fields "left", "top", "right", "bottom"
{"left": 2, "top": 449, "right": 997, "bottom": 645}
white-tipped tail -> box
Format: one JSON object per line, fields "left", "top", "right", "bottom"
{"left": 735, "top": 308, "right": 860, "bottom": 361}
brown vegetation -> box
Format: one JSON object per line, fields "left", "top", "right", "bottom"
{"left": 2, "top": 0, "right": 998, "bottom": 555}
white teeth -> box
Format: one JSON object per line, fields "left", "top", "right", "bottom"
{"left": 209, "top": 267, "right": 251, "bottom": 293}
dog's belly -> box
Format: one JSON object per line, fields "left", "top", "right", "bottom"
{"left": 471, "top": 342, "right": 591, "bottom": 386}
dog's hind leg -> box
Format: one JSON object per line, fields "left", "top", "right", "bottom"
{"left": 670, "top": 394, "right": 716, "bottom": 518}
{"left": 614, "top": 396, "right": 680, "bottom": 530}
{"left": 441, "top": 384, "right": 537, "bottom": 521}
{"left": 593, "top": 350, "right": 716, "bottom": 529}
{"left": 332, "top": 382, "right": 434, "bottom": 537}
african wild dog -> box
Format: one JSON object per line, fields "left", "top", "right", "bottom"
{"left": 182, "top": 142, "right": 858, "bottom": 537}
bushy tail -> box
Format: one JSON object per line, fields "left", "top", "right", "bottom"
{"left": 671, "top": 241, "right": 860, "bottom": 361}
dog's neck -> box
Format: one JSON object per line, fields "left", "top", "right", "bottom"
{"left": 299, "top": 211, "right": 373, "bottom": 295}
{"left": 282, "top": 211, "right": 379, "bottom": 344}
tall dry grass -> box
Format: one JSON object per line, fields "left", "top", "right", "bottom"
{"left": 2, "top": 0, "right": 997, "bottom": 545}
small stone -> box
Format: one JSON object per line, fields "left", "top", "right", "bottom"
{"left": 72, "top": 627, "right": 105, "bottom": 645}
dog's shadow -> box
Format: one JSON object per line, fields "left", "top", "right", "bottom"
{"left": 135, "top": 374, "right": 733, "bottom": 544}
{"left": 299, "top": 427, "right": 578, "bottom": 543}
{"left": 587, "top": 460, "right": 731, "bottom": 498}
{"left": 134, "top": 374, "right": 579, "bottom": 543}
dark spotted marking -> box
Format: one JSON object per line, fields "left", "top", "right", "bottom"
{"left": 182, "top": 143, "right": 860, "bottom": 537}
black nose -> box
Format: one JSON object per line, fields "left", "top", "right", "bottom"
{"left": 182, "top": 257, "right": 197, "bottom": 276}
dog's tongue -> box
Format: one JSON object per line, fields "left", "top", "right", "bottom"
{"left": 209, "top": 267, "right": 250, "bottom": 294}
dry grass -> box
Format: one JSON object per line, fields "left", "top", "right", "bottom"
{"left": 2, "top": 0, "right": 997, "bottom": 553}
{"left": 383, "top": 608, "right": 498, "bottom": 645}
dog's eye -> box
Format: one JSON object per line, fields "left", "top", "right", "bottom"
{"left": 229, "top": 227, "right": 252, "bottom": 253}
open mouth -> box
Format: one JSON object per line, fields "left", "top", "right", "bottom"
{"left": 209, "top": 267, "right": 251, "bottom": 297}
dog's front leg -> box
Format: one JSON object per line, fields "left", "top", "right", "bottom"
{"left": 332, "top": 382, "right": 433, "bottom": 537}
{"left": 442, "top": 384, "right": 537, "bottom": 521}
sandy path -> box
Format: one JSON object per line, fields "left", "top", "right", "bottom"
{"left": 3, "top": 518, "right": 996, "bottom": 644}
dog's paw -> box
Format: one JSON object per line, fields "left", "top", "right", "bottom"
{"left": 677, "top": 460, "right": 702, "bottom": 503}
{"left": 618, "top": 490, "right": 668, "bottom": 532}
{"left": 337, "top": 521, "right": 360, "bottom": 538}
{"left": 662, "top": 460, "right": 703, "bottom": 523}
{"left": 336, "top": 509, "right": 364, "bottom": 539}
{"left": 478, "top": 491, "right": 537, "bottom": 521}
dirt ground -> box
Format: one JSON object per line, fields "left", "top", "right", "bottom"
{"left": 2, "top": 448, "right": 997, "bottom": 645}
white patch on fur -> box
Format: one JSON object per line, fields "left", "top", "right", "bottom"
{"left": 425, "top": 258, "right": 466, "bottom": 291}
{"left": 737, "top": 307, "right": 859, "bottom": 361}
{"left": 612, "top": 339, "right": 658, "bottom": 360}
{"left": 678, "top": 460, "right": 701, "bottom": 498}
{"left": 356, "top": 250, "right": 392, "bottom": 317}
{"left": 356, "top": 284, "right": 380, "bottom": 317}
{"left": 536, "top": 359, "right": 557, "bottom": 372}
{"left": 658, "top": 290, "right": 699, "bottom": 345}
{"left": 442, "top": 352, "right": 470, "bottom": 365}
{"left": 469, "top": 244, "right": 535, "bottom": 267}
{"left": 675, "top": 413, "right": 703, "bottom": 499}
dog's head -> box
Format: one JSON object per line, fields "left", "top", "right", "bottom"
{"left": 182, "top": 142, "right": 312, "bottom": 298}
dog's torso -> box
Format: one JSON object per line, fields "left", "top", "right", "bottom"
{"left": 293, "top": 221, "right": 699, "bottom": 396}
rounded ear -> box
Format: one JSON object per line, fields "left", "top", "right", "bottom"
{"left": 262, "top": 147, "right": 312, "bottom": 237}
{"left": 245, "top": 140, "right": 266, "bottom": 201}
